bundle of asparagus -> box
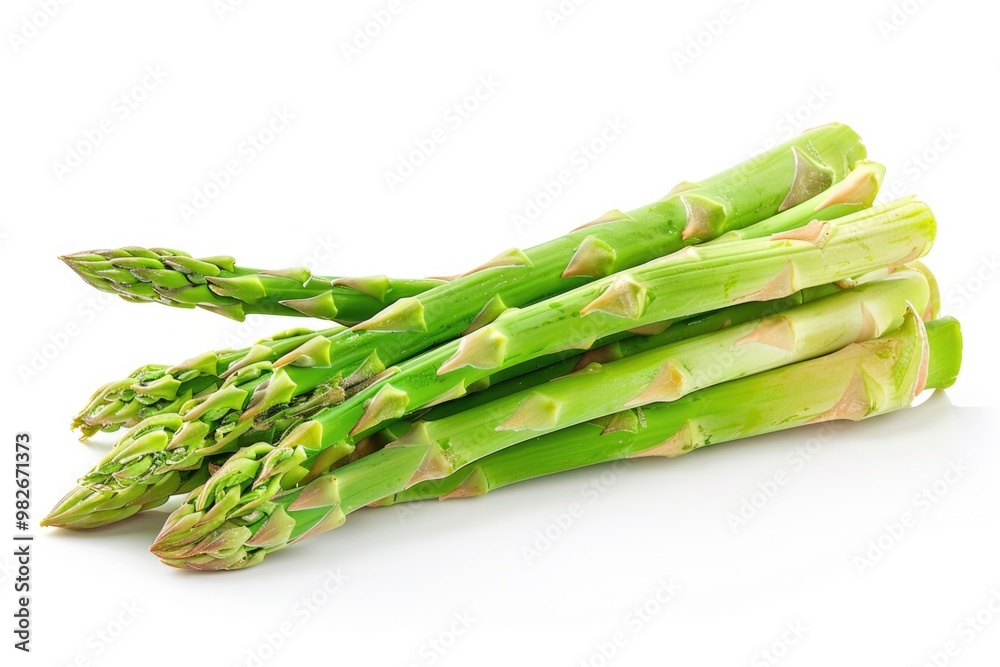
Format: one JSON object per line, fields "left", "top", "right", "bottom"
{"left": 42, "top": 123, "right": 964, "bottom": 572}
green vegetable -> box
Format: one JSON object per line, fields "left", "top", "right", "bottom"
{"left": 41, "top": 281, "right": 841, "bottom": 529}
{"left": 39, "top": 120, "right": 967, "bottom": 579}
{"left": 148, "top": 279, "right": 945, "bottom": 570}
{"left": 45, "top": 125, "right": 868, "bottom": 528}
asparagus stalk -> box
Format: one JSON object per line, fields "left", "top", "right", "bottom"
{"left": 62, "top": 247, "right": 445, "bottom": 323}
{"left": 72, "top": 324, "right": 343, "bottom": 439}
{"left": 149, "top": 276, "right": 936, "bottom": 569}
{"left": 168, "top": 197, "right": 934, "bottom": 513}
{"left": 45, "top": 126, "right": 868, "bottom": 525}
{"left": 385, "top": 315, "right": 961, "bottom": 505}
{"left": 40, "top": 455, "right": 228, "bottom": 530}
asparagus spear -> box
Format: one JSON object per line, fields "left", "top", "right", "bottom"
{"left": 72, "top": 324, "right": 343, "bottom": 439}
{"left": 45, "top": 126, "right": 868, "bottom": 524}
{"left": 148, "top": 277, "right": 938, "bottom": 569}
{"left": 385, "top": 314, "right": 962, "bottom": 505}
{"left": 62, "top": 247, "right": 445, "bottom": 323}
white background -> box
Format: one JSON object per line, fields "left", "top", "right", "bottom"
{"left": 2, "top": 1, "right": 999, "bottom": 665}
